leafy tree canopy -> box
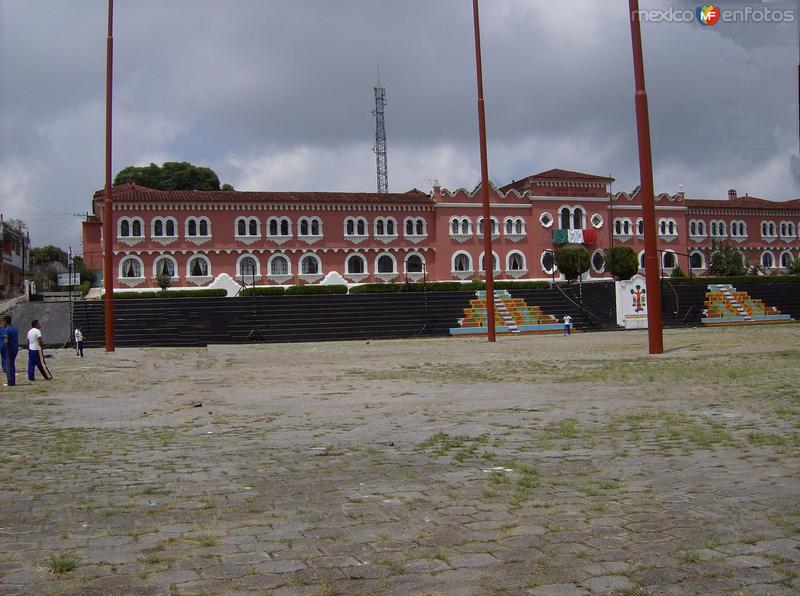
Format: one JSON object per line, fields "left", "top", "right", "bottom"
{"left": 113, "top": 162, "right": 233, "bottom": 191}
{"left": 708, "top": 242, "right": 746, "bottom": 277}
{"left": 603, "top": 246, "right": 639, "bottom": 280}
{"left": 554, "top": 244, "right": 590, "bottom": 281}
{"left": 30, "top": 245, "right": 67, "bottom": 265}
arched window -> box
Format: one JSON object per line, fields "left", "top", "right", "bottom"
{"left": 480, "top": 253, "right": 498, "bottom": 272}
{"left": 560, "top": 208, "right": 571, "bottom": 230}
{"left": 239, "top": 256, "right": 258, "bottom": 277}
{"left": 300, "top": 219, "right": 309, "bottom": 236}
{"left": 690, "top": 221, "right": 697, "bottom": 236}
{"left": 248, "top": 219, "right": 258, "bottom": 236}
{"left": 659, "top": 220, "right": 667, "bottom": 235}
{"left": 451, "top": 219, "right": 459, "bottom": 235}
{"left": 131, "top": 219, "right": 142, "bottom": 237}
{"left": 697, "top": 221, "right": 705, "bottom": 236}
{"left": 461, "top": 219, "right": 470, "bottom": 235}
{"left": 416, "top": 219, "right": 424, "bottom": 235}
{"left": 780, "top": 252, "right": 793, "bottom": 269}
{"left": 690, "top": 252, "right": 704, "bottom": 269}
{"left": 508, "top": 252, "right": 525, "bottom": 271}
{"left": 505, "top": 219, "right": 514, "bottom": 234}
{"left": 356, "top": 219, "right": 365, "bottom": 236}
{"left": 386, "top": 219, "right": 395, "bottom": 236}
{"left": 780, "top": 223, "right": 787, "bottom": 237}
{"left": 280, "top": 219, "right": 289, "bottom": 236}
{"left": 376, "top": 220, "right": 385, "bottom": 236}
{"left": 718, "top": 221, "right": 726, "bottom": 236}
{"left": 637, "top": 219, "right": 644, "bottom": 235}
{"left": 762, "top": 252, "right": 774, "bottom": 269}
{"left": 514, "top": 219, "right": 523, "bottom": 234}
{"left": 406, "top": 254, "right": 423, "bottom": 273}
{"left": 615, "top": 220, "right": 622, "bottom": 235}
{"left": 189, "top": 256, "right": 209, "bottom": 277}
{"left": 347, "top": 254, "right": 365, "bottom": 274}
{"left": 346, "top": 219, "right": 355, "bottom": 235}
{"left": 188, "top": 219, "right": 197, "bottom": 236}
{"left": 310, "top": 219, "right": 320, "bottom": 236}
{"left": 165, "top": 219, "right": 175, "bottom": 236}
{"left": 407, "top": 219, "right": 415, "bottom": 235}
{"left": 120, "top": 220, "right": 130, "bottom": 237}
{"left": 154, "top": 220, "right": 164, "bottom": 237}
{"left": 453, "top": 253, "right": 471, "bottom": 272}
{"left": 623, "top": 220, "right": 631, "bottom": 235}
{"left": 120, "top": 257, "right": 141, "bottom": 278}
{"left": 198, "top": 219, "right": 209, "bottom": 236}
{"left": 154, "top": 257, "right": 175, "bottom": 277}
{"left": 572, "top": 208, "right": 583, "bottom": 230}
{"left": 269, "top": 219, "right": 279, "bottom": 236}
{"left": 237, "top": 219, "right": 246, "bottom": 236}
{"left": 301, "top": 254, "right": 320, "bottom": 275}
{"left": 639, "top": 252, "right": 646, "bottom": 269}
{"left": 667, "top": 221, "right": 675, "bottom": 235}
{"left": 663, "top": 252, "right": 676, "bottom": 269}
{"left": 710, "top": 222, "right": 718, "bottom": 237}
{"left": 377, "top": 255, "right": 394, "bottom": 273}
{"left": 270, "top": 255, "right": 289, "bottom": 275}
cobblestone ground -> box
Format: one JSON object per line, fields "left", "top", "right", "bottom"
{"left": 0, "top": 325, "right": 799, "bottom": 595}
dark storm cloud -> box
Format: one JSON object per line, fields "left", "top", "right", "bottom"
{"left": 0, "top": 0, "right": 797, "bottom": 250}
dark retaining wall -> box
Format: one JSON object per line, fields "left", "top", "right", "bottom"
{"left": 662, "top": 282, "right": 800, "bottom": 325}
{"left": 73, "top": 282, "right": 620, "bottom": 348}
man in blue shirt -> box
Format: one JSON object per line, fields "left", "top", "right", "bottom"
{"left": 2, "top": 316, "right": 19, "bottom": 387}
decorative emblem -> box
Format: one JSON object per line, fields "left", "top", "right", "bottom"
{"left": 631, "top": 284, "right": 647, "bottom": 313}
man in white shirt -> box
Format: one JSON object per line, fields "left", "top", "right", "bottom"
{"left": 563, "top": 314, "right": 573, "bottom": 336}
{"left": 74, "top": 327, "right": 84, "bottom": 358}
{"left": 27, "top": 320, "right": 53, "bottom": 381}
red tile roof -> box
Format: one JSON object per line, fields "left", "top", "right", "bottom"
{"left": 686, "top": 196, "right": 800, "bottom": 211}
{"left": 92, "top": 183, "right": 434, "bottom": 205}
{"left": 529, "top": 169, "right": 615, "bottom": 181}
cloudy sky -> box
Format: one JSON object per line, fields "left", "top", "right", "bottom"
{"left": 1, "top": 0, "right": 798, "bottom": 252}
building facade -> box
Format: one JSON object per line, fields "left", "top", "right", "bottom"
{"left": 81, "top": 169, "right": 800, "bottom": 290}
{"left": 0, "top": 218, "right": 30, "bottom": 299}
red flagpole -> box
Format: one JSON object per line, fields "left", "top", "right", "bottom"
{"left": 103, "top": 0, "right": 116, "bottom": 352}
{"left": 628, "top": 0, "right": 663, "bottom": 354}
{"left": 472, "top": 0, "right": 496, "bottom": 342}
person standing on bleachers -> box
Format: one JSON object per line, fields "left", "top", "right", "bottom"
{"left": 2, "top": 316, "right": 19, "bottom": 386}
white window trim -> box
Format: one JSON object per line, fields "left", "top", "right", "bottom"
{"left": 118, "top": 255, "right": 145, "bottom": 287}
{"left": 449, "top": 216, "right": 473, "bottom": 243}
{"left": 506, "top": 250, "right": 527, "bottom": 279}
{"left": 403, "top": 217, "right": 428, "bottom": 244}
{"left": 539, "top": 212, "right": 554, "bottom": 229}
{"left": 235, "top": 217, "right": 261, "bottom": 245}
{"left": 590, "top": 214, "right": 604, "bottom": 229}
{"left": 613, "top": 217, "right": 633, "bottom": 241}
{"left": 760, "top": 220, "right": 777, "bottom": 242}
{"left": 503, "top": 217, "right": 526, "bottom": 243}
{"left": 344, "top": 253, "right": 369, "bottom": 282}
{"left": 298, "top": 217, "right": 324, "bottom": 245}
{"left": 403, "top": 251, "right": 426, "bottom": 282}
{"left": 540, "top": 251, "right": 557, "bottom": 275}
{"left": 235, "top": 254, "right": 262, "bottom": 282}
{"left": 344, "top": 217, "right": 369, "bottom": 244}
{"left": 779, "top": 250, "right": 794, "bottom": 270}
{"left": 662, "top": 250, "right": 678, "bottom": 270}
{"left": 374, "top": 217, "right": 399, "bottom": 244}
{"left": 451, "top": 251, "right": 474, "bottom": 280}
{"left": 477, "top": 217, "right": 500, "bottom": 241}
{"left": 185, "top": 217, "right": 212, "bottom": 245}
{"left": 266, "top": 253, "right": 292, "bottom": 283}
{"left": 117, "top": 217, "right": 145, "bottom": 246}
{"left": 266, "top": 216, "right": 293, "bottom": 246}
{"left": 374, "top": 252, "right": 398, "bottom": 282}
{"left": 298, "top": 253, "right": 323, "bottom": 283}
{"left": 657, "top": 217, "right": 678, "bottom": 243}
{"left": 186, "top": 254, "right": 213, "bottom": 285}
{"left": 590, "top": 249, "right": 605, "bottom": 274}
{"left": 761, "top": 250, "right": 776, "bottom": 270}
{"left": 689, "top": 250, "right": 706, "bottom": 271}
{"left": 152, "top": 255, "right": 179, "bottom": 280}
{"left": 478, "top": 251, "right": 501, "bottom": 277}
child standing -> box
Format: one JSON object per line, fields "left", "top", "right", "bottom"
{"left": 74, "top": 327, "right": 84, "bottom": 358}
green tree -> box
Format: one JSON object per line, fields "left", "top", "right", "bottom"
{"left": 670, "top": 265, "right": 686, "bottom": 279}
{"left": 155, "top": 273, "right": 172, "bottom": 292}
{"left": 113, "top": 162, "right": 232, "bottom": 191}
{"left": 708, "top": 241, "right": 746, "bottom": 276}
{"left": 603, "top": 246, "right": 639, "bottom": 280}
{"left": 554, "top": 244, "right": 590, "bottom": 281}
{"left": 30, "top": 245, "right": 68, "bottom": 265}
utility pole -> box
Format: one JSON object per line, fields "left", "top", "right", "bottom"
{"left": 103, "top": 0, "right": 115, "bottom": 352}
{"left": 472, "top": 0, "right": 496, "bottom": 342}
{"left": 373, "top": 82, "right": 389, "bottom": 194}
{"left": 628, "top": 0, "right": 663, "bottom": 354}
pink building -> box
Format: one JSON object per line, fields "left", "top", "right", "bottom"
{"left": 81, "top": 169, "right": 800, "bottom": 291}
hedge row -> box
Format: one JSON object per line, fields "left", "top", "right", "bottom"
{"left": 113, "top": 289, "right": 228, "bottom": 299}
{"left": 665, "top": 275, "right": 800, "bottom": 286}
{"left": 349, "top": 282, "right": 465, "bottom": 294}
{"left": 233, "top": 285, "right": 351, "bottom": 296}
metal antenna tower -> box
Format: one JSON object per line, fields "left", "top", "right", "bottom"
{"left": 373, "top": 79, "right": 388, "bottom": 194}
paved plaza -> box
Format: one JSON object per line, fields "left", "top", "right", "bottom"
{"left": 0, "top": 325, "right": 799, "bottom": 595}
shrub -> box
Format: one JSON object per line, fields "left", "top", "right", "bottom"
{"left": 788, "top": 256, "right": 800, "bottom": 275}
{"left": 285, "top": 284, "right": 348, "bottom": 295}
{"left": 112, "top": 289, "right": 227, "bottom": 299}
{"left": 554, "top": 244, "right": 590, "bottom": 281}
{"left": 239, "top": 286, "right": 285, "bottom": 297}
{"left": 494, "top": 281, "right": 551, "bottom": 290}
{"left": 349, "top": 282, "right": 468, "bottom": 294}
{"left": 155, "top": 273, "right": 172, "bottom": 291}
{"left": 670, "top": 266, "right": 686, "bottom": 279}
{"left": 708, "top": 242, "right": 746, "bottom": 276}
{"left": 604, "top": 246, "right": 639, "bottom": 280}
{"left": 665, "top": 275, "right": 800, "bottom": 285}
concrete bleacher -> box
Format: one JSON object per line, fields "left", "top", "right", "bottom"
{"left": 702, "top": 284, "right": 793, "bottom": 325}
{"left": 450, "top": 290, "right": 562, "bottom": 335}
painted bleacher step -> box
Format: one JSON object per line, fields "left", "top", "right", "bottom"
{"left": 702, "top": 284, "right": 793, "bottom": 325}
{"left": 450, "top": 290, "right": 562, "bottom": 336}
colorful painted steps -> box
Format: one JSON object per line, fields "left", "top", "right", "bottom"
{"left": 702, "top": 284, "right": 793, "bottom": 325}
{"left": 450, "top": 290, "right": 562, "bottom": 336}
